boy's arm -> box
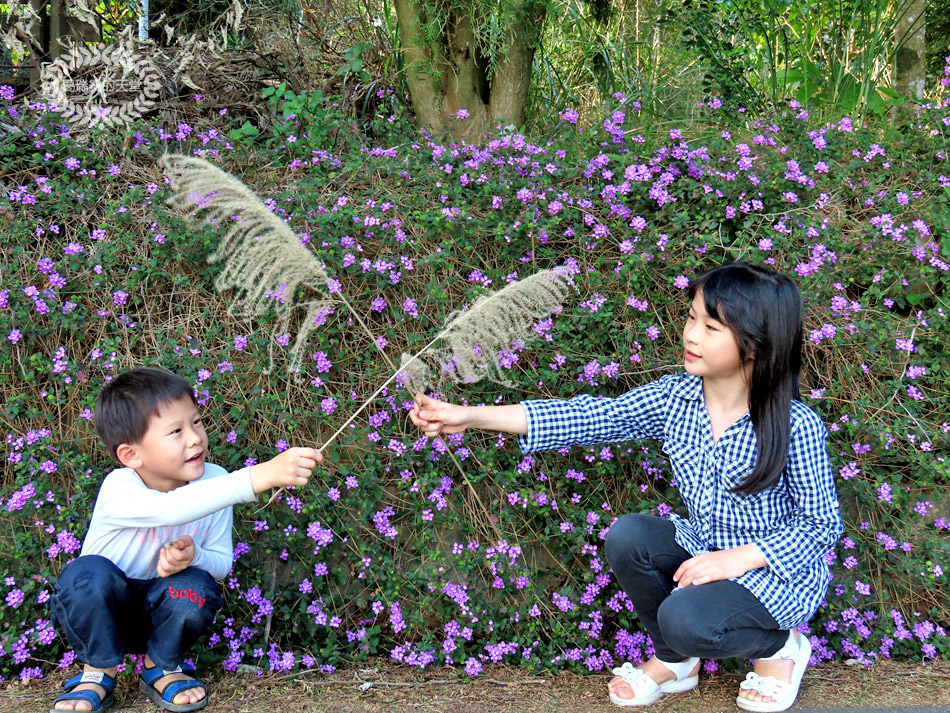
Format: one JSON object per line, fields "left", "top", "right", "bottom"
{"left": 98, "top": 468, "right": 255, "bottom": 529}
{"left": 98, "top": 447, "right": 322, "bottom": 529}
{"left": 248, "top": 447, "right": 322, "bottom": 493}
{"left": 189, "top": 512, "right": 236, "bottom": 580}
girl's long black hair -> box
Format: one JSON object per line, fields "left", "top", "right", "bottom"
{"left": 689, "top": 263, "right": 803, "bottom": 495}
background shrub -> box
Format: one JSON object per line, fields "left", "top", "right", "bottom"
{"left": 0, "top": 84, "right": 947, "bottom": 682}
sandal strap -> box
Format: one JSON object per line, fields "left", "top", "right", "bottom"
{"left": 159, "top": 679, "right": 206, "bottom": 702}
{"left": 759, "top": 630, "right": 799, "bottom": 661}
{"left": 140, "top": 664, "right": 205, "bottom": 702}
{"left": 140, "top": 663, "right": 195, "bottom": 686}
{"left": 56, "top": 672, "right": 117, "bottom": 713}
{"left": 612, "top": 662, "right": 646, "bottom": 686}
{"left": 739, "top": 672, "right": 791, "bottom": 699}
{"left": 656, "top": 655, "right": 700, "bottom": 680}
{"left": 610, "top": 662, "right": 660, "bottom": 698}
{"left": 54, "top": 690, "right": 109, "bottom": 710}
{"left": 64, "top": 670, "right": 117, "bottom": 695}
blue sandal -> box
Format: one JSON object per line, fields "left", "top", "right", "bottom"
{"left": 138, "top": 664, "right": 207, "bottom": 712}
{"left": 50, "top": 670, "right": 116, "bottom": 712}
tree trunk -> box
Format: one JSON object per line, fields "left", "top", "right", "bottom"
{"left": 445, "top": 9, "right": 491, "bottom": 141}
{"left": 894, "top": 0, "right": 926, "bottom": 100}
{"left": 393, "top": 0, "right": 446, "bottom": 131}
{"left": 489, "top": 2, "right": 547, "bottom": 129}
{"left": 394, "top": 0, "right": 544, "bottom": 142}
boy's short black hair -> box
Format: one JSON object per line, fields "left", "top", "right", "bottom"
{"left": 94, "top": 367, "right": 197, "bottom": 459}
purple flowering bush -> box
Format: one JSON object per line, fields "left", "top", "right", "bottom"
{"left": 0, "top": 77, "right": 947, "bottom": 683}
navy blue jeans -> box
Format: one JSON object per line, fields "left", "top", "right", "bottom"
{"left": 605, "top": 513, "right": 788, "bottom": 662}
{"left": 49, "top": 555, "right": 223, "bottom": 670}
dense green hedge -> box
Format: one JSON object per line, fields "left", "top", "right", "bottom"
{"left": 0, "top": 80, "right": 947, "bottom": 683}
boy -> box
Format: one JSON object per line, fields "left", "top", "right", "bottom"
{"left": 49, "top": 367, "right": 323, "bottom": 712}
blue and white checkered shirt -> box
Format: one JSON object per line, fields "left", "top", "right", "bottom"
{"left": 517, "top": 372, "right": 843, "bottom": 629}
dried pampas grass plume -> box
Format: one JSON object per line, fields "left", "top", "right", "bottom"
{"left": 314, "top": 267, "right": 576, "bottom": 455}
{"left": 428, "top": 268, "right": 575, "bottom": 387}
{"left": 397, "top": 352, "right": 433, "bottom": 395}
{"left": 160, "top": 154, "right": 334, "bottom": 374}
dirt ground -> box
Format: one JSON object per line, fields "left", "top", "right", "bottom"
{"left": 3, "top": 659, "right": 949, "bottom": 713}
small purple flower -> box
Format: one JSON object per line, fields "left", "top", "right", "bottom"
{"left": 839, "top": 462, "right": 860, "bottom": 479}
{"left": 560, "top": 108, "right": 579, "bottom": 124}
{"left": 914, "top": 501, "right": 933, "bottom": 516}
{"left": 5, "top": 589, "right": 24, "bottom": 607}
{"left": 312, "top": 351, "right": 332, "bottom": 372}
{"left": 673, "top": 275, "right": 689, "bottom": 289}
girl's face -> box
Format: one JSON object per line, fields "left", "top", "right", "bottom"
{"left": 682, "top": 290, "right": 750, "bottom": 383}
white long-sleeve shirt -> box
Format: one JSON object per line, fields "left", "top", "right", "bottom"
{"left": 79, "top": 463, "right": 257, "bottom": 580}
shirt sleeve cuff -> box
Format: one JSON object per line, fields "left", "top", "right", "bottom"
{"left": 234, "top": 467, "right": 258, "bottom": 504}
{"left": 516, "top": 401, "right": 538, "bottom": 453}
{"left": 753, "top": 536, "right": 793, "bottom": 583}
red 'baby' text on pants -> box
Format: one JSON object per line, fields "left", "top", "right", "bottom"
{"left": 168, "top": 586, "right": 205, "bottom": 609}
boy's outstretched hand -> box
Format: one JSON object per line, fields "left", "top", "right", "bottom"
{"left": 410, "top": 394, "right": 471, "bottom": 437}
{"left": 158, "top": 535, "right": 195, "bottom": 577}
{"left": 250, "top": 447, "right": 323, "bottom": 494}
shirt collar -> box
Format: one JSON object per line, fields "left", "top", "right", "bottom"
{"left": 671, "top": 373, "right": 704, "bottom": 401}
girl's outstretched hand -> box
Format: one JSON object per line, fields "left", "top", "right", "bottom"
{"left": 410, "top": 394, "right": 470, "bottom": 437}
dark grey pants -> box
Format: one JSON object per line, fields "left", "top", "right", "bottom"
{"left": 605, "top": 513, "right": 788, "bottom": 662}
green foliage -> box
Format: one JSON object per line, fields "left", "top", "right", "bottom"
{"left": 0, "top": 86, "right": 947, "bottom": 684}
{"left": 661, "top": 0, "right": 912, "bottom": 118}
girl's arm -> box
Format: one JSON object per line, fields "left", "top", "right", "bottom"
{"left": 412, "top": 375, "right": 680, "bottom": 452}
{"left": 410, "top": 394, "right": 528, "bottom": 435}
{"left": 673, "top": 544, "right": 767, "bottom": 587}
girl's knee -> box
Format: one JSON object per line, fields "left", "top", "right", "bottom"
{"left": 605, "top": 513, "right": 657, "bottom": 565}
{"left": 657, "top": 598, "right": 720, "bottom": 656}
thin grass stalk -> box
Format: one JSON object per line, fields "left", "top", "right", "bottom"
{"left": 270, "top": 268, "right": 575, "bottom": 528}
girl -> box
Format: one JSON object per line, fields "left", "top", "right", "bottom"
{"left": 409, "top": 263, "right": 843, "bottom": 712}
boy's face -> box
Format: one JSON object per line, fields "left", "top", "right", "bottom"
{"left": 117, "top": 395, "right": 208, "bottom": 492}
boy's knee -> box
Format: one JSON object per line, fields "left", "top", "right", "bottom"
{"left": 56, "top": 555, "right": 126, "bottom": 599}
{"left": 157, "top": 569, "right": 222, "bottom": 617}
